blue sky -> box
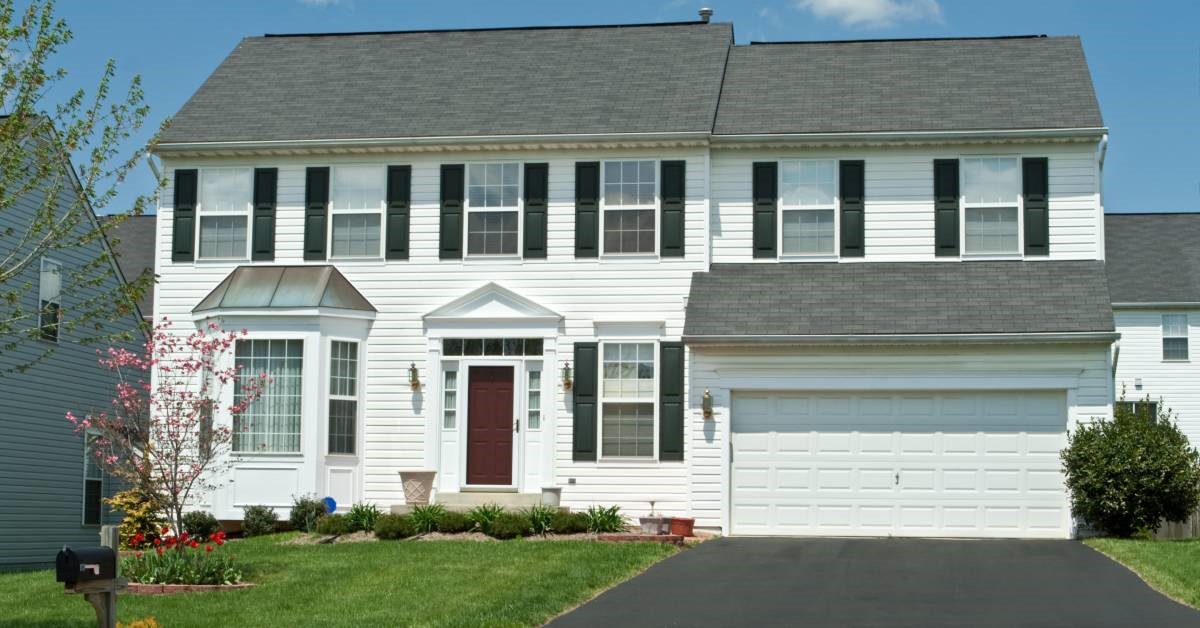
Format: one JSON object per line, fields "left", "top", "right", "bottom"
{"left": 48, "top": 0, "right": 1200, "bottom": 214}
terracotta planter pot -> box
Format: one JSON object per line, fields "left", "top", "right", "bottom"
{"left": 398, "top": 470, "right": 437, "bottom": 505}
{"left": 669, "top": 517, "right": 695, "bottom": 537}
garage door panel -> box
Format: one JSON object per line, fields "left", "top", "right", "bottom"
{"left": 731, "top": 391, "right": 1069, "bottom": 538}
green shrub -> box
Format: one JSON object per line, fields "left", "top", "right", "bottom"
{"left": 345, "top": 502, "right": 382, "bottom": 533}
{"left": 467, "top": 503, "right": 505, "bottom": 532}
{"left": 374, "top": 514, "right": 418, "bottom": 540}
{"left": 410, "top": 504, "right": 447, "bottom": 534}
{"left": 241, "top": 505, "right": 277, "bottom": 537}
{"left": 582, "top": 505, "right": 626, "bottom": 533}
{"left": 436, "top": 510, "right": 472, "bottom": 534}
{"left": 525, "top": 505, "right": 557, "bottom": 536}
{"left": 1062, "top": 398, "right": 1200, "bottom": 537}
{"left": 289, "top": 495, "right": 328, "bottom": 533}
{"left": 486, "top": 512, "right": 532, "bottom": 539}
{"left": 550, "top": 510, "right": 590, "bottom": 535}
{"left": 181, "top": 511, "right": 221, "bottom": 540}
{"left": 315, "top": 514, "right": 352, "bottom": 536}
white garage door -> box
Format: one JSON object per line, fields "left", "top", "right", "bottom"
{"left": 730, "top": 391, "right": 1069, "bottom": 538}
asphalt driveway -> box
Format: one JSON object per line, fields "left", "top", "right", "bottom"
{"left": 550, "top": 538, "right": 1200, "bottom": 627}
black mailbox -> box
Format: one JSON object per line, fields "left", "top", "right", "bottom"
{"left": 56, "top": 546, "right": 116, "bottom": 584}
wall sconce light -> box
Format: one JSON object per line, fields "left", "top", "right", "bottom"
{"left": 562, "top": 362, "right": 573, "bottom": 391}
{"left": 702, "top": 389, "right": 713, "bottom": 419}
{"left": 408, "top": 362, "right": 421, "bottom": 392}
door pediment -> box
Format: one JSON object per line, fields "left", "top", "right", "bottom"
{"left": 424, "top": 282, "right": 562, "bottom": 326}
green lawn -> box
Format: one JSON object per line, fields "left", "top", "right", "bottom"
{"left": 2, "top": 534, "right": 677, "bottom": 627}
{"left": 1086, "top": 538, "right": 1200, "bottom": 608}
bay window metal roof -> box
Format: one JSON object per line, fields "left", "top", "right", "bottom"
{"left": 193, "top": 265, "right": 375, "bottom": 314}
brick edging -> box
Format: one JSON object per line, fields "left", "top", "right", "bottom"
{"left": 597, "top": 534, "right": 685, "bottom": 546}
{"left": 125, "top": 582, "right": 256, "bottom": 595}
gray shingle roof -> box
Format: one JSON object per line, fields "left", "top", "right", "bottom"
{"left": 160, "top": 22, "right": 732, "bottom": 144}
{"left": 194, "top": 266, "right": 375, "bottom": 313}
{"left": 713, "top": 36, "right": 1103, "bottom": 135}
{"left": 684, "top": 261, "right": 1114, "bottom": 338}
{"left": 104, "top": 215, "right": 157, "bottom": 319}
{"left": 1105, "top": 213, "right": 1200, "bottom": 304}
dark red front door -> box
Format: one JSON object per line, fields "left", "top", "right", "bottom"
{"left": 466, "top": 366, "right": 514, "bottom": 485}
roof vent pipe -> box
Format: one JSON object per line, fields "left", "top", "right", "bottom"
{"left": 698, "top": 7, "right": 713, "bottom": 22}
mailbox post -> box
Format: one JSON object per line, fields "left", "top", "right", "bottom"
{"left": 56, "top": 545, "right": 126, "bottom": 628}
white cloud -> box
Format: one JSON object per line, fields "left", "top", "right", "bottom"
{"left": 794, "top": 0, "right": 943, "bottom": 29}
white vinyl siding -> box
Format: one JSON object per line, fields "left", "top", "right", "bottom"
{"left": 1114, "top": 310, "right": 1200, "bottom": 448}
{"left": 602, "top": 160, "right": 657, "bottom": 255}
{"left": 779, "top": 160, "right": 837, "bottom": 257}
{"left": 234, "top": 339, "right": 304, "bottom": 453}
{"left": 466, "top": 162, "right": 521, "bottom": 256}
{"left": 1163, "top": 314, "right": 1189, "bottom": 361}
{"left": 600, "top": 342, "right": 656, "bottom": 458}
{"left": 197, "top": 168, "right": 251, "bottom": 259}
{"left": 38, "top": 258, "right": 62, "bottom": 342}
{"left": 328, "top": 341, "right": 359, "bottom": 455}
{"left": 330, "top": 166, "right": 384, "bottom": 258}
{"left": 961, "top": 157, "right": 1020, "bottom": 255}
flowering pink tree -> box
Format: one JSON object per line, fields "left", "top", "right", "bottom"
{"left": 67, "top": 318, "right": 267, "bottom": 537}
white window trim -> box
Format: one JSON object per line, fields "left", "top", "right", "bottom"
{"left": 526, "top": 366, "right": 543, "bottom": 431}
{"left": 326, "top": 338, "right": 361, "bottom": 456}
{"left": 463, "top": 161, "right": 523, "bottom": 259}
{"left": 82, "top": 429, "right": 102, "bottom": 526}
{"left": 442, "top": 366, "right": 459, "bottom": 430}
{"left": 38, "top": 257, "right": 62, "bottom": 343}
{"left": 195, "top": 167, "right": 253, "bottom": 261}
{"left": 328, "top": 164, "right": 386, "bottom": 259}
{"left": 959, "top": 155, "right": 1024, "bottom": 259}
{"left": 232, "top": 337, "right": 306, "bottom": 455}
{"left": 600, "top": 159, "right": 660, "bottom": 258}
{"left": 1162, "top": 313, "right": 1190, "bottom": 362}
{"left": 597, "top": 338, "right": 659, "bottom": 461}
{"left": 777, "top": 158, "right": 840, "bottom": 261}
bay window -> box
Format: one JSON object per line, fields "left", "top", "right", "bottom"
{"left": 330, "top": 166, "right": 384, "bottom": 258}
{"left": 962, "top": 157, "right": 1020, "bottom": 255}
{"left": 602, "top": 160, "right": 656, "bottom": 254}
{"left": 328, "top": 341, "right": 358, "bottom": 455}
{"left": 198, "top": 168, "right": 251, "bottom": 259}
{"left": 600, "top": 342, "right": 655, "bottom": 458}
{"left": 780, "top": 160, "right": 836, "bottom": 256}
{"left": 466, "top": 162, "right": 521, "bottom": 256}
{"left": 234, "top": 339, "right": 304, "bottom": 453}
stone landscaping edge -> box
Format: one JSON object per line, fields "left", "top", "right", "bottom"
{"left": 597, "top": 534, "right": 687, "bottom": 546}
{"left": 126, "top": 582, "right": 256, "bottom": 595}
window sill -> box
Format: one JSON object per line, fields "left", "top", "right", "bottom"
{"left": 462, "top": 255, "right": 523, "bottom": 263}
{"left": 328, "top": 257, "right": 385, "bottom": 265}
{"left": 595, "top": 457, "right": 668, "bottom": 465}
{"left": 1162, "top": 359, "right": 1191, "bottom": 363}
{"left": 778, "top": 255, "right": 838, "bottom": 263}
{"left": 598, "top": 254, "right": 660, "bottom": 262}
{"left": 231, "top": 452, "right": 303, "bottom": 459}
{"left": 960, "top": 253, "right": 1023, "bottom": 261}
{"left": 192, "top": 257, "right": 251, "bottom": 264}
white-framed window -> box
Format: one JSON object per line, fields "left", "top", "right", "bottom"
{"left": 442, "top": 370, "right": 458, "bottom": 429}
{"left": 779, "top": 159, "right": 837, "bottom": 256}
{"left": 1116, "top": 400, "right": 1159, "bottom": 421}
{"left": 466, "top": 162, "right": 521, "bottom": 256}
{"left": 328, "top": 341, "right": 359, "bottom": 455}
{"left": 82, "top": 430, "right": 103, "bottom": 525}
{"left": 1163, "top": 314, "right": 1189, "bottom": 361}
{"left": 599, "top": 341, "right": 656, "bottom": 458}
{"left": 602, "top": 160, "right": 657, "bottom": 255}
{"left": 197, "top": 167, "right": 251, "bottom": 259}
{"left": 234, "top": 339, "right": 304, "bottom": 453}
{"left": 527, "top": 369, "right": 542, "bottom": 430}
{"left": 38, "top": 258, "right": 62, "bottom": 342}
{"left": 961, "top": 157, "right": 1021, "bottom": 255}
{"left": 330, "top": 166, "right": 384, "bottom": 258}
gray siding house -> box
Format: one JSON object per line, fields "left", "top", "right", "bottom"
{"left": 0, "top": 128, "right": 146, "bottom": 570}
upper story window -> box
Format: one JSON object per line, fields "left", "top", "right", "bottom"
{"left": 602, "top": 160, "right": 657, "bottom": 255}
{"left": 600, "top": 342, "right": 656, "bottom": 458}
{"left": 328, "top": 340, "right": 359, "bottom": 455}
{"left": 466, "top": 163, "right": 520, "bottom": 256}
{"left": 1163, "top": 314, "right": 1189, "bottom": 361}
{"left": 780, "top": 160, "right": 836, "bottom": 256}
{"left": 330, "top": 166, "right": 384, "bottom": 258}
{"left": 198, "top": 168, "right": 251, "bottom": 259}
{"left": 234, "top": 339, "right": 304, "bottom": 453}
{"left": 38, "top": 258, "right": 62, "bottom": 342}
{"left": 961, "top": 157, "right": 1020, "bottom": 255}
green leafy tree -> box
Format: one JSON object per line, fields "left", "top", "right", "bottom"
{"left": 1062, "top": 396, "right": 1200, "bottom": 537}
{"left": 0, "top": 0, "right": 163, "bottom": 371}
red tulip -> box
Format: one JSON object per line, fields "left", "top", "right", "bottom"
{"left": 155, "top": 547, "right": 164, "bottom": 556}
{"left": 206, "top": 545, "right": 214, "bottom": 553}
{"left": 135, "top": 551, "right": 143, "bottom": 559}
{"left": 161, "top": 527, "right": 170, "bottom": 535}
{"left": 152, "top": 538, "right": 161, "bottom": 547}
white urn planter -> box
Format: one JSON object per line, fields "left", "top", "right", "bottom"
{"left": 399, "top": 470, "right": 437, "bottom": 505}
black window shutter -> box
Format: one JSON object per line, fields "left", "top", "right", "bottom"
{"left": 660, "top": 161, "right": 686, "bottom": 257}
{"left": 251, "top": 168, "right": 277, "bottom": 261}
{"left": 572, "top": 342, "right": 598, "bottom": 461}
{"left": 439, "top": 164, "right": 464, "bottom": 260}
{"left": 933, "top": 159, "right": 960, "bottom": 257}
{"left": 385, "top": 165, "right": 412, "bottom": 260}
{"left": 752, "top": 162, "right": 777, "bottom": 258}
{"left": 839, "top": 160, "right": 865, "bottom": 258}
{"left": 170, "top": 169, "right": 197, "bottom": 262}
{"left": 1023, "top": 157, "right": 1050, "bottom": 256}
{"left": 574, "top": 162, "right": 600, "bottom": 257}
{"left": 303, "top": 167, "right": 329, "bottom": 261}
{"left": 523, "top": 163, "right": 548, "bottom": 259}
{"left": 658, "top": 341, "right": 685, "bottom": 461}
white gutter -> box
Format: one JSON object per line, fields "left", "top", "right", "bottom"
{"left": 711, "top": 127, "right": 1109, "bottom": 144}
{"left": 684, "top": 331, "right": 1120, "bottom": 345}
{"left": 154, "top": 131, "right": 713, "bottom": 154}
{"left": 1112, "top": 302, "right": 1200, "bottom": 309}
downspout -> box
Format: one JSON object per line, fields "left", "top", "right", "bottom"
{"left": 1096, "top": 133, "right": 1108, "bottom": 259}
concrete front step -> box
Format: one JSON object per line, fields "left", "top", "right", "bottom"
{"left": 390, "top": 491, "right": 545, "bottom": 514}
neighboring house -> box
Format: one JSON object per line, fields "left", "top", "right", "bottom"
{"left": 106, "top": 214, "right": 158, "bottom": 322}
{"left": 0, "top": 125, "right": 145, "bottom": 570}
{"left": 152, "top": 15, "right": 1115, "bottom": 539}
{"left": 1107, "top": 213, "right": 1200, "bottom": 441}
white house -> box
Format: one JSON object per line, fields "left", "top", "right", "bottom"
{"left": 151, "top": 15, "right": 1117, "bottom": 539}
